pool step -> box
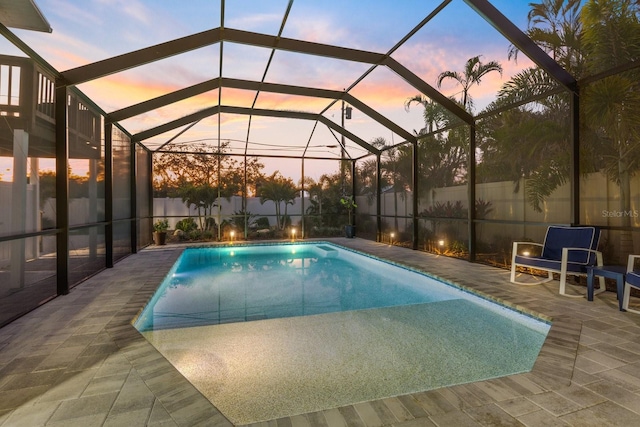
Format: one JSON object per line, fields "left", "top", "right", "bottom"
{"left": 315, "top": 245, "right": 338, "bottom": 258}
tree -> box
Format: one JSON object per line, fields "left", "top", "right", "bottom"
{"left": 481, "top": 0, "right": 640, "bottom": 261}
{"left": 581, "top": 0, "right": 640, "bottom": 256}
{"left": 176, "top": 181, "right": 218, "bottom": 230}
{"left": 404, "top": 95, "right": 450, "bottom": 134}
{"left": 372, "top": 137, "right": 405, "bottom": 231}
{"left": 152, "top": 141, "right": 264, "bottom": 232}
{"left": 355, "top": 156, "right": 385, "bottom": 206}
{"left": 153, "top": 141, "right": 264, "bottom": 198}
{"left": 257, "top": 171, "right": 299, "bottom": 230}
{"left": 405, "top": 56, "right": 501, "bottom": 215}
{"left": 305, "top": 172, "right": 349, "bottom": 228}
{"left": 477, "top": 98, "right": 571, "bottom": 212}
{"left": 481, "top": 0, "right": 583, "bottom": 213}
{"left": 405, "top": 96, "right": 468, "bottom": 200}
{"left": 509, "top": 0, "right": 584, "bottom": 75}
{"left": 436, "top": 55, "right": 503, "bottom": 112}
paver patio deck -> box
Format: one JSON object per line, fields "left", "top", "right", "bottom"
{"left": 1, "top": 238, "right": 639, "bottom": 426}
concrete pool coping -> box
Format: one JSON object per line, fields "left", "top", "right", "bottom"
{"left": 1, "top": 238, "right": 640, "bottom": 426}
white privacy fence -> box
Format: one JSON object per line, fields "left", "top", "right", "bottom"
{"left": 2, "top": 171, "right": 638, "bottom": 266}
{"left": 151, "top": 196, "right": 308, "bottom": 230}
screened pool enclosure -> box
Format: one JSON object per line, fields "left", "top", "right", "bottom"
{"left": 1, "top": 0, "right": 639, "bottom": 327}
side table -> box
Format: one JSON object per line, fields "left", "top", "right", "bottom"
{"left": 586, "top": 265, "right": 626, "bottom": 311}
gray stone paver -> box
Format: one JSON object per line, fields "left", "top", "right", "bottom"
{"left": 496, "top": 397, "right": 541, "bottom": 418}
{"left": 1, "top": 238, "right": 640, "bottom": 426}
{"left": 517, "top": 409, "right": 570, "bottom": 426}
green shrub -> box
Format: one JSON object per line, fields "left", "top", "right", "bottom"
{"left": 255, "top": 217, "right": 271, "bottom": 229}
{"left": 204, "top": 217, "right": 217, "bottom": 231}
{"left": 175, "top": 217, "right": 198, "bottom": 232}
{"left": 153, "top": 219, "right": 169, "bottom": 232}
{"left": 187, "top": 229, "right": 201, "bottom": 240}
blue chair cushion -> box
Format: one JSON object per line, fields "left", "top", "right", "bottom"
{"left": 540, "top": 226, "right": 599, "bottom": 265}
{"left": 627, "top": 271, "right": 640, "bottom": 288}
{"left": 513, "top": 255, "right": 588, "bottom": 273}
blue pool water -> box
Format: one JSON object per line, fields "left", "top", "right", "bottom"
{"left": 134, "top": 242, "right": 549, "bottom": 336}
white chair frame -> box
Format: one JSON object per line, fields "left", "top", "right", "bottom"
{"left": 510, "top": 241, "right": 605, "bottom": 298}
{"left": 623, "top": 254, "right": 640, "bottom": 314}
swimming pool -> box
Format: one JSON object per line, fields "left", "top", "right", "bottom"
{"left": 135, "top": 242, "right": 550, "bottom": 424}
{"left": 135, "top": 242, "right": 547, "bottom": 333}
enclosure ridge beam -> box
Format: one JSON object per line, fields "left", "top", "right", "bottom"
{"left": 344, "top": 95, "right": 416, "bottom": 143}
{"left": 220, "top": 104, "right": 316, "bottom": 120}
{"left": 221, "top": 106, "right": 379, "bottom": 154}
{"left": 107, "top": 78, "right": 222, "bottom": 123}
{"left": 225, "top": 77, "right": 340, "bottom": 98}
{"left": 107, "top": 77, "right": 336, "bottom": 123}
{"left": 224, "top": 79, "right": 415, "bottom": 143}
{"left": 133, "top": 103, "right": 380, "bottom": 155}
{"left": 110, "top": 75, "right": 414, "bottom": 146}
{"left": 133, "top": 105, "right": 219, "bottom": 142}
{"left": 61, "top": 28, "right": 223, "bottom": 86}
{"left": 129, "top": 104, "right": 306, "bottom": 142}
{"left": 384, "top": 57, "right": 473, "bottom": 125}
{"left": 464, "top": 0, "right": 577, "bottom": 92}
{"left": 223, "top": 27, "right": 384, "bottom": 64}
{"left": 318, "top": 116, "right": 380, "bottom": 155}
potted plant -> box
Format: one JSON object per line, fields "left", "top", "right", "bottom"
{"left": 153, "top": 219, "right": 169, "bottom": 245}
{"left": 340, "top": 195, "right": 357, "bottom": 238}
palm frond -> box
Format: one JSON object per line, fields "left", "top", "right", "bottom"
{"left": 497, "top": 67, "right": 558, "bottom": 104}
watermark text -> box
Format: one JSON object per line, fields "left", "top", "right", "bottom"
{"left": 602, "top": 209, "right": 639, "bottom": 218}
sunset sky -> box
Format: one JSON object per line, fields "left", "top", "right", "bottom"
{"left": 1, "top": 0, "right": 538, "bottom": 180}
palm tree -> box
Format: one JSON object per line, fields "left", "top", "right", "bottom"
{"left": 509, "top": 0, "right": 583, "bottom": 74}
{"left": 477, "top": 97, "right": 571, "bottom": 213}
{"left": 436, "top": 55, "right": 503, "bottom": 112}
{"left": 302, "top": 176, "right": 325, "bottom": 228}
{"left": 355, "top": 155, "right": 386, "bottom": 208}
{"left": 482, "top": 1, "right": 584, "bottom": 214}
{"left": 485, "top": 0, "right": 639, "bottom": 260}
{"left": 176, "top": 181, "right": 219, "bottom": 230}
{"left": 257, "top": 171, "right": 299, "bottom": 230}
{"left": 404, "top": 95, "right": 451, "bottom": 134}
{"left": 405, "top": 95, "right": 469, "bottom": 200}
{"left": 305, "top": 172, "right": 351, "bottom": 228}
{"left": 581, "top": 0, "right": 640, "bottom": 258}
{"left": 371, "top": 137, "right": 404, "bottom": 231}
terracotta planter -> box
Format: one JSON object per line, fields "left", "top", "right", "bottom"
{"left": 153, "top": 231, "right": 167, "bottom": 245}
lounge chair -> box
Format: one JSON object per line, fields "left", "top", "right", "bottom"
{"left": 510, "top": 225, "right": 605, "bottom": 297}
{"left": 623, "top": 255, "right": 640, "bottom": 313}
